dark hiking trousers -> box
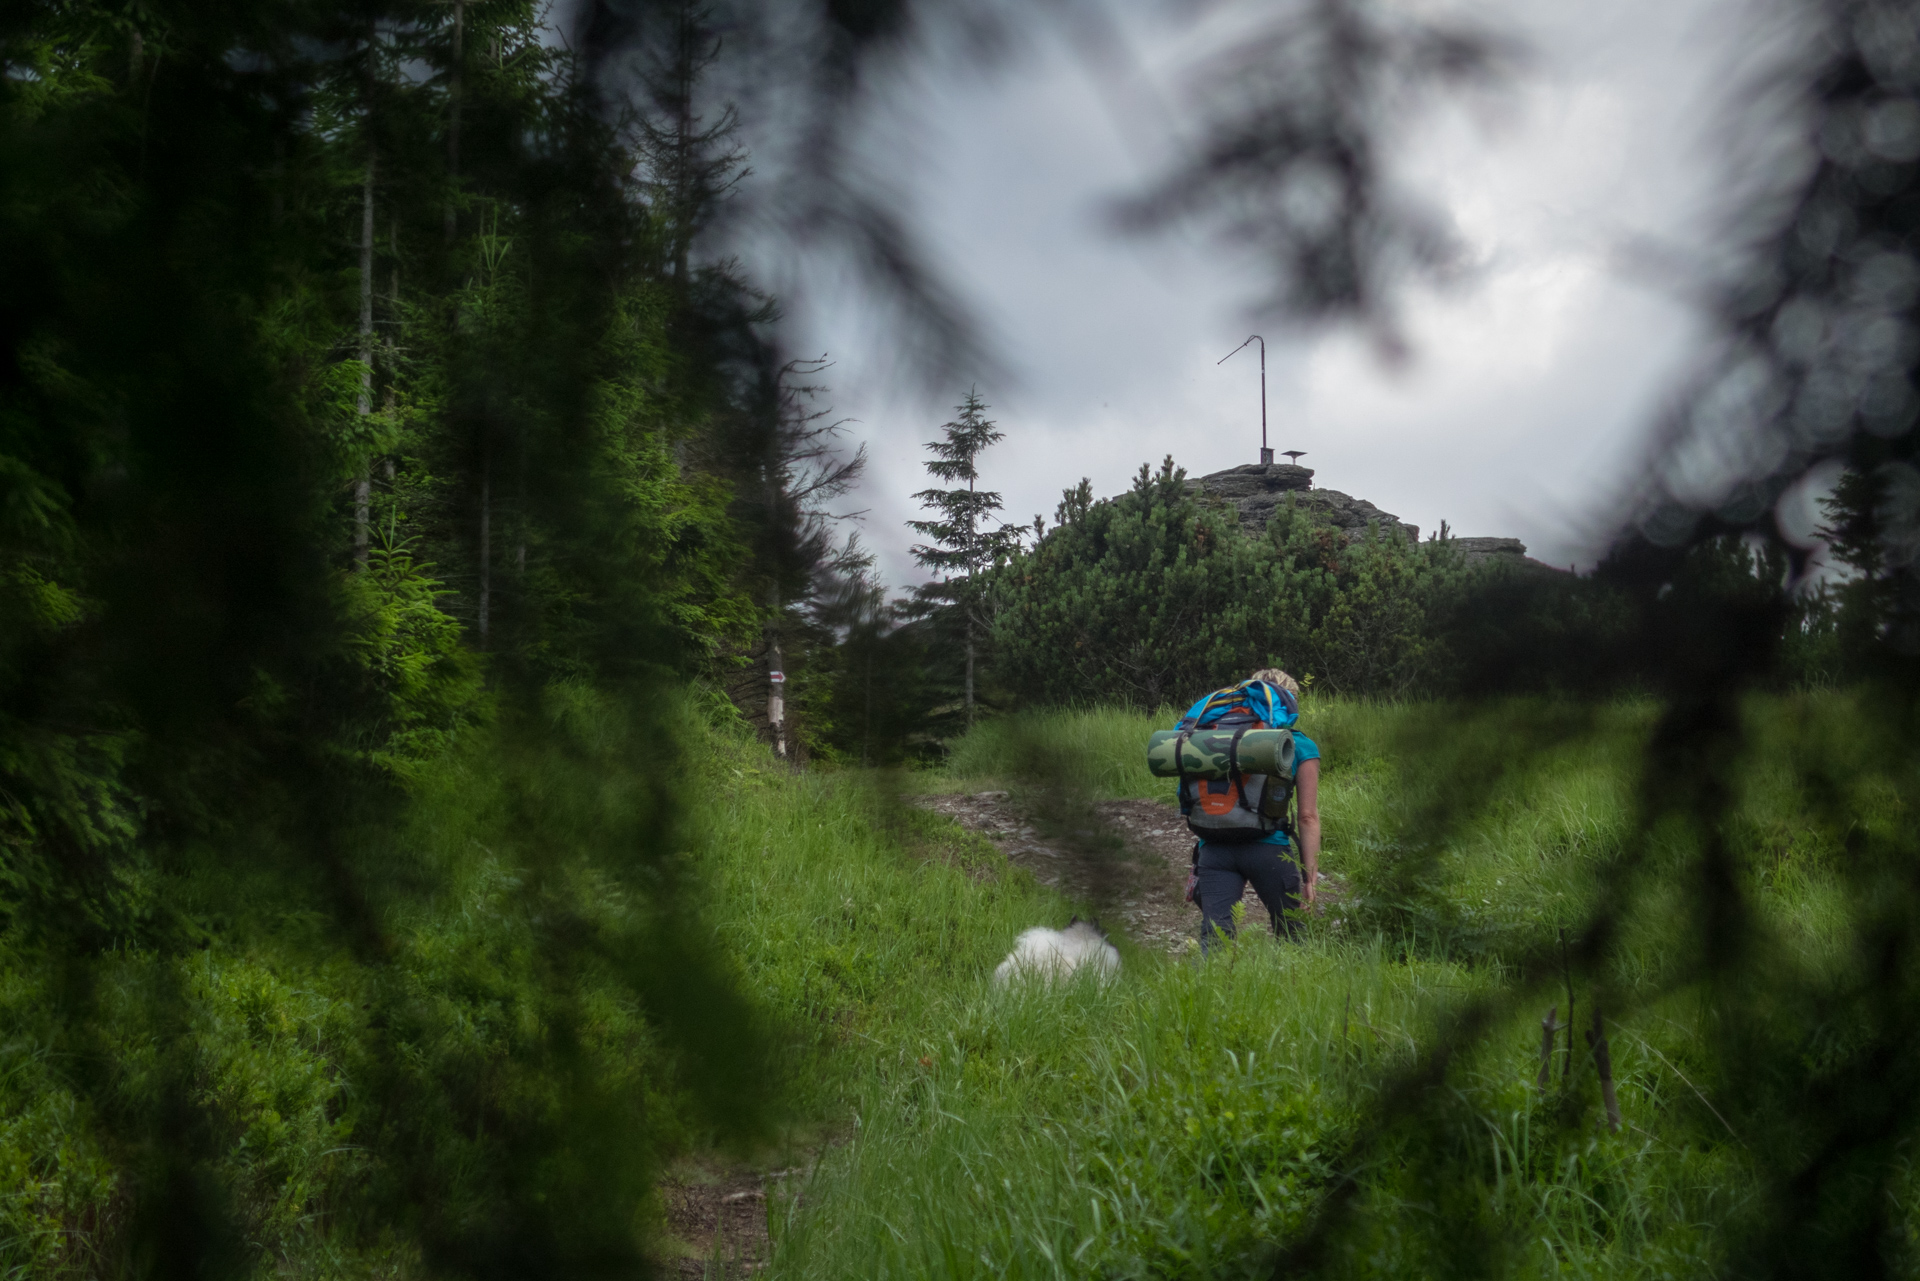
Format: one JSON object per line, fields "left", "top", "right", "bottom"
{"left": 1196, "top": 841, "right": 1303, "bottom": 949}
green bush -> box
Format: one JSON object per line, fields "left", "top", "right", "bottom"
{"left": 986, "top": 467, "right": 1858, "bottom": 707}
{"left": 986, "top": 459, "right": 1466, "bottom": 705}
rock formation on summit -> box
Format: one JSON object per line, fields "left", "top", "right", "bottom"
{"left": 1185, "top": 462, "right": 1417, "bottom": 544}
{"left": 1185, "top": 463, "right": 1553, "bottom": 570}
{"left": 1448, "top": 537, "right": 1531, "bottom": 564}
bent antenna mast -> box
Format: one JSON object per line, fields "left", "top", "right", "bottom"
{"left": 1218, "top": 335, "right": 1271, "bottom": 464}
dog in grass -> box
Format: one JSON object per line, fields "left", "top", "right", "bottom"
{"left": 993, "top": 917, "right": 1121, "bottom": 986}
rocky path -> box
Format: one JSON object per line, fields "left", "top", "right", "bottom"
{"left": 910, "top": 791, "right": 1280, "bottom": 951}
{"left": 658, "top": 1160, "right": 808, "bottom": 1278}
{"left": 655, "top": 790, "right": 1334, "bottom": 1276}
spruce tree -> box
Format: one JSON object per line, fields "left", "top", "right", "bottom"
{"left": 908, "top": 388, "right": 1022, "bottom": 725}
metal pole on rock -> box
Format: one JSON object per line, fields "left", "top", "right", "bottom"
{"left": 1218, "top": 335, "right": 1272, "bottom": 464}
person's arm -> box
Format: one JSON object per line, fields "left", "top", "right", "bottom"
{"left": 1295, "top": 759, "right": 1321, "bottom": 906}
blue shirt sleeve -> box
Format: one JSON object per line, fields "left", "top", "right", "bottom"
{"left": 1291, "top": 732, "right": 1320, "bottom": 774}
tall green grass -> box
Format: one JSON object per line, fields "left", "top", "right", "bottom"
{"left": 714, "top": 694, "right": 1900, "bottom": 1278}
{"left": 762, "top": 936, "right": 1448, "bottom": 1280}
{"left": 0, "top": 694, "right": 1892, "bottom": 1276}
{"left": 930, "top": 698, "right": 1423, "bottom": 800}
{"left": 756, "top": 932, "right": 1741, "bottom": 1279}
{"left": 933, "top": 705, "right": 1181, "bottom": 800}
{"left": 925, "top": 697, "right": 1861, "bottom": 967}
{"left": 694, "top": 765, "right": 1062, "bottom": 1118}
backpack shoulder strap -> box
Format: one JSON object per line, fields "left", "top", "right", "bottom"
{"left": 1227, "top": 725, "right": 1255, "bottom": 811}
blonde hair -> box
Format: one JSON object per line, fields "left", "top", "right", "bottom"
{"left": 1249, "top": 667, "right": 1299, "bottom": 694}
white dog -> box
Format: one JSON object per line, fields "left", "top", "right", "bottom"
{"left": 993, "top": 917, "right": 1121, "bottom": 986}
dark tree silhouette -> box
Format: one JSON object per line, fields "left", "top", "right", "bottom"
{"left": 909, "top": 388, "right": 1024, "bottom": 725}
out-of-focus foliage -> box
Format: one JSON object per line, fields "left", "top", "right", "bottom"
{"left": 0, "top": 0, "right": 820, "bottom": 1272}
{"left": 1116, "top": 0, "right": 1512, "bottom": 342}
{"left": 0, "top": 699, "right": 786, "bottom": 1278}
{"left": 1443, "top": 533, "right": 1863, "bottom": 697}
{"left": 12, "top": 0, "right": 1920, "bottom": 1274}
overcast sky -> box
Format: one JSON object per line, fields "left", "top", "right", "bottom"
{"left": 769, "top": 0, "right": 1805, "bottom": 590}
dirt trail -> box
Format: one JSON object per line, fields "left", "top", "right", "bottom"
{"left": 910, "top": 791, "right": 1280, "bottom": 951}
{"left": 654, "top": 793, "right": 1329, "bottom": 1275}
{"left": 658, "top": 1161, "right": 805, "bottom": 1278}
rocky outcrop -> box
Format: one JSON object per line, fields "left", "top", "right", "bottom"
{"left": 1451, "top": 537, "right": 1525, "bottom": 565}
{"left": 1449, "top": 537, "right": 1570, "bottom": 573}
{"left": 1185, "top": 463, "right": 1561, "bottom": 570}
{"left": 1294, "top": 488, "right": 1421, "bottom": 546}
{"left": 1185, "top": 463, "right": 1419, "bottom": 545}
{"left": 1186, "top": 462, "right": 1315, "bottom": 504}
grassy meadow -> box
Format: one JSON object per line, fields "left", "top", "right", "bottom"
{"left": 715, "top": 694, "right": 1909, "bottom": 1278}
{"left": 0, "top": 693, "right": 1902, "bottom": 1276}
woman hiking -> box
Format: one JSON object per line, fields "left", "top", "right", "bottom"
{"left": 1173, "top": 668, "right": 1321, "bottom": 948}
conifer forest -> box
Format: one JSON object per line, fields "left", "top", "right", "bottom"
{"left": 6, "top": 1, "right": 1920, "bottom": 1278}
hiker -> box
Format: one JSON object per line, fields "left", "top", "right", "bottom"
{"left": 1173, "top": 668, "right": 1321, "bottom": 947}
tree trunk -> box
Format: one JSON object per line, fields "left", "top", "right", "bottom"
{"left": 383, "top": 213, "right": 398, "bottom": 484}
{"left": 445, "top": 0, "right": 463, "bottom": 243}
{"left": 863, "top": 642, "right": 873, "bottom": 767}
{"left": 965, "top": 473, "right": 978, "bottom": 726}
{"left": 478, "top": 443, "right": 491, "bottom": 649}
{"left": 964, "top": 614, "right": 976, "bottom": 728}
{"left": 767, "top": 615, "right": 787, "bottom": 759}
{"left": 354, "top": 145, "right": 374, "bottom": 565}
{"left": 672, "top": 4, "right": 695, "bottom": 283}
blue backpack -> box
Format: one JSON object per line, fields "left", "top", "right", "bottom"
{"left": 1173, "top": 679, "right": 1299, "bottom": 847}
